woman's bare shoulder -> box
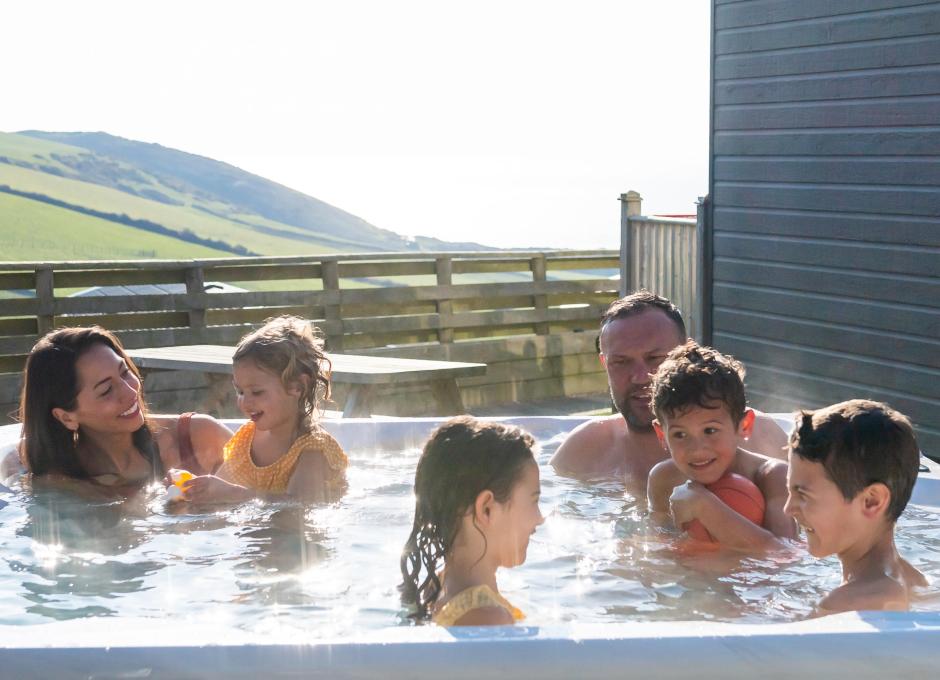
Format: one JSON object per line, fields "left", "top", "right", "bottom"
{"left": 189, "top": 413, "right": 234, "bottom": 434}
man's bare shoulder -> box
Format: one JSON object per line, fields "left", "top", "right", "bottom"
{"left": 550, "top": 415, "right": 625, "bottom": 476}
{"left": 748, "top": 410, "right": 789, "bottom": 461}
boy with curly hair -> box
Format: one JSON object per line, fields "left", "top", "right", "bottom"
{"left": 647, "top": 341, "right": 797, "bottom": 550}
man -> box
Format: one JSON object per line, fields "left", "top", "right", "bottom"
{"left": 550, "top": 291, "right": 788, "bottom": 493}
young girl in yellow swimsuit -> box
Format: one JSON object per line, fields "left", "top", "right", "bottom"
{"left": 400, "top": 416, "right": 544, "bottom": 626}
{"left": 181, "top": 316, "right": 347, "bottom": 503}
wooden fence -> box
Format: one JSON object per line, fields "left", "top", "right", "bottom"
{"left": 0, "top": 250, "right": 622, "bottom": 419}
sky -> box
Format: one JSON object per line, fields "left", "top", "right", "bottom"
{"left": 3, "top": 1, "right": 710, "bottom": 249}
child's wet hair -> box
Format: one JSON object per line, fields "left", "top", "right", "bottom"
{"left": 400, "top": 416, "right": 537, "bottom": 620}
{"left": 233, "top": 315, "right": 331, "bottom": 430}
{"left": 789, "top": 399, "right": 919, "bottom": 522}
{"left": 650, "top": 341, "right": 747, "bottom": 424}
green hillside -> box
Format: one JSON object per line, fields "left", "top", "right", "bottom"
{"left": 0, "top": 130, "right": 491, "bottom": 262}
{"left": 0, "top": 163, "right": 344, "bottom": 256}
{"left": 0, "top": 192, "right": 231, "bottom": 260}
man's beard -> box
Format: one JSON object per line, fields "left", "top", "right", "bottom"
{"left": 611, "top": 385, "right": 655, "bottom": 432}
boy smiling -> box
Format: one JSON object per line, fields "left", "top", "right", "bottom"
{"left": 646, "top": 342, "right": 797, "bottom": 550}
{"left": 785, "top": 399, "right": 927, "bottom": 615}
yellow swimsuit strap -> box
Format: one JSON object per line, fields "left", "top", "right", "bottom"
{"left": 432, "top": 584, "right": 525, "bottom": 627}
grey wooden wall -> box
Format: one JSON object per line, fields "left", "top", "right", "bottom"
{"left": 707, "top": 0, "right": 940, "bottom": 456}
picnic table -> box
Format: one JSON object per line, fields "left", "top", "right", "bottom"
{"left": 126, "top": 345, "right": 486, "bottom": 418}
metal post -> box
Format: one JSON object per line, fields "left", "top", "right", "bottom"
{"left": 695, "top": 194, "right": 712, "bottom": 345}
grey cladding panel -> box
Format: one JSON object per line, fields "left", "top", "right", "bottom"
{"left": 714, "top": 128, "right": 940, "bottom": 157}
{"left": 714, "top": 232, "right": 939, "bottom": 277}
{"left": 715, "top": 129, "right": 940, "bottom": 156}
{"left": 715, "top": 35, "right": 940, "bottom": 79}
{"left": 747, "top": 384, "right": 940, "bottom": 456}
{"left": 716, "top": 98, "right": 940, "bottom": 130}
{"left": 715, "top": 0, "right": 934, "bottom": 29}
{"left": 714, "top": 157, "right": 940, "bottom": 187}
{"left": 712, "top": 309, "right": 940, "bottom": 373}
{"left": 713, "top": 207, "right": 940, "bottom": 247}
{"left": 716, "top": 66, "right": 940, "bottom": 105}
{"left": 738, "top": 363, "right": 940, "bottom": 446}
{"left": 714, "top": 182, "right": 940, "bottom": 216}
{"left": 716, "top": 5, "right": 940, "bottom": 55}
{"left": 713, "top": 259, "right": 940, "bottom": 305}
{"left": 713, "top": 284, "right": 940, "bottom": 339}
{"left": 710, "top": 0, "right": 940, "bottom": 451}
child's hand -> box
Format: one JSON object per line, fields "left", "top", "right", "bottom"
{"left": 669, "top": 481, "right": 707, "bottom": 527}
{"left": 181, "top": 475, "right": 250, "bottom": 504}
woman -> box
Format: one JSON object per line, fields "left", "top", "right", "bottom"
{"left": 12, "top": 326, "right": 231, "bottom": 489}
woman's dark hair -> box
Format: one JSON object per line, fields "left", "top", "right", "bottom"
{"left": 19, "top": 326, "right": 161, "bottom": 480}
{"left": 789, "top": 399, "right": 919, "bottom": 522}
{"left": 233, "top": 315, "right": 331, "bottom": 432}
{"left": 400, "top": 416, "right": 537, "bottom": 620}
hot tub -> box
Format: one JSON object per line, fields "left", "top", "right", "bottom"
{"left": 0, "top": 416, "right": 938, "bottom": 679}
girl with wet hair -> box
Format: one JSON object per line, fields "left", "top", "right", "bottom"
{"left": 401, "top": 416, "right": 544, "bottom": 626}
{"left": 15, "top": 326, "right": 230, "bottom": 489}
{"left": 179, "top": 316, "right": 347, "bottom": 503}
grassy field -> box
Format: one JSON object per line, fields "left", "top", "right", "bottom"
{"left": 0, "top": 131, "right": 390, "bottom": 258}
{"left": 0, "top": 192, "right": 231, "bottom": 261}
{"left": 0, "top": 163, "right": 349, "bottom": 257}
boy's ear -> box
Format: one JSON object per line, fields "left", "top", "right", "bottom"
{"left": 473, "top": 489, "right": 496, "bottom": 525}
{"left": 860, "top": 482, "right": 891, "bottom": 520}
{"left": 652, "top": 420, "right": 667, "bottom": 449}
{"left": 598, "top": 352, "right": 606, "bottom": 368}
{"left": 51, "top": 407, "right": 78, "bottom": 432}
{"left": 738, "top": 408, "right": 756, "bottom": 439}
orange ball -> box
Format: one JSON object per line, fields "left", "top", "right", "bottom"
{"left": 684, "top": 473, "right": 766, "bottom": 543}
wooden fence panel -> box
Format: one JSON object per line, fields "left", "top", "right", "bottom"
{"left": 0, "top": 250, "right": 625, "bottom": 420}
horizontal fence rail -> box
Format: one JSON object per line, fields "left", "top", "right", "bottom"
{"left": 0, "top": 250, "right": 620, "bottom": 387}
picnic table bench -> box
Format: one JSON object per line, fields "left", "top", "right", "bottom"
{"left": 126, "top": 345, "right": 486, "bottom": 418}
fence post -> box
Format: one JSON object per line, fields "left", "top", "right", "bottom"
{"left": 435, "top": 256, "right": 454, "bottom": 344}
{"left": 321, "top": 259, "right": 344, "bottom": 352}
{"left": 619, "top": 190, "right": 642, "bottom": 297}
{"left": 529, "top": 254, "right": 549, "bottom": 335}
{"left": 35, "top": 265, "right": 55, "bottom": 336}
{"left": 185, "top": 264, "right": 207, "bottom": 342}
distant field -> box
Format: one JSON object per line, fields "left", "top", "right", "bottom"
{"left": 0, "top": 192, "right": 231, "bottom": 261}
{"left": 0, "top": 164, "right": 348, "bottom": 257}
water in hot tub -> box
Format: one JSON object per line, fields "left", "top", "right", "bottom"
{"left": 0, "top": 432, "right": 937, "bottom": 635}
